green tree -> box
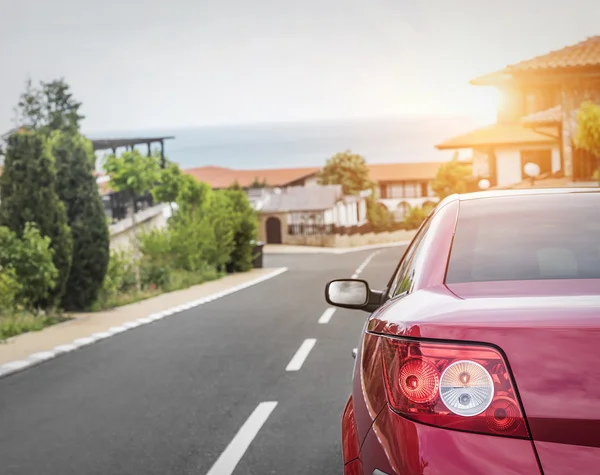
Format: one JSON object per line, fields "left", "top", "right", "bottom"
{"left": 104, "top": 150, "right": 161, "bottom": 290}
{"left": 249, "top": 177, "right": 268, "bottom": 188}
{"left": 403, "top": 204, "right": 434, "bottom": 230}
{"left": 0, "top": 223, "right": 58, "bottom": 309}
{"left": 431, "top": 152, "right": 472, "bottom": 199}
{"left": 205, "top": 191, "right": 236, "bottom": 272}
{"left": 366, "top": 197, "right": 393, "bottom": 232}
{"left": 318, "top": 150, "right": 374, "bottom": 195}
{"left": 0, "top": 131, "right": 72, "bottom": 306}
{"left": 50, "top": 131, "right": 110, "bottom": 310}
{"left": 225, "top": 186, "right": 258, "bottom": 272}
{"left": 575, "top": 101, "right": 600, "bottom": 180}
{"left": 152, "top": 161, "right": 182, "bottom": 215}
{"left": 177, "top": 174, "right": 212, "bottom": 212}
{"left": 14, "top": 78, "right": 84, "bottom": 135}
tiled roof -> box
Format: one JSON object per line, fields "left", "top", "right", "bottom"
{"left": 184, "top": 162, "right": 445, "bottom": 189}
{"left": 470, "top": 69, "right": 513, "bottom": 86}
{"left": 183, "top": 165, "right": 319, "bottom": 189}
{"left": 436, "top": 122, "right": 559, "bottom": 150}
{"left": 471, "top": 36, "right": 600, "bottom": 85}
{"left": 521, "top": 106, "right": 563, "bottom": 125}
{"left": 509, "top": 36, "right": 600, "bottom": 71}
{"left": 259, "top": 184, "right": 345, "bottom": 212}
{"left": 367, "top": 162, "right": 444, "bottom": 182}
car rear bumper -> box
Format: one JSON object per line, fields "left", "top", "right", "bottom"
{"left": 354, "top": 406, "right": 542, "bottom": 475}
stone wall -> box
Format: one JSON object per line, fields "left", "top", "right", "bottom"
{"left": 110, "top": 204, "right": 169, "bottom": 252}
{"left": 282, "top": 229, "right": 416, "bottom": 247}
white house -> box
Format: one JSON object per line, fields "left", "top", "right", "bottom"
{"left": 252, "top": 185, "right": 369, "bottom": 244}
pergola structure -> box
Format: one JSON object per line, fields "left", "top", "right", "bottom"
{"left": 92, "top": 135, "right": 175, "bottom": 222}
{"left": 91, "top": 136, "right": 175, "bottom": 168}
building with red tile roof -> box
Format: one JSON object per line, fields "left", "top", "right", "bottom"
{"left": 184, "top": 161, "right": 446, "bottom": 222}
{"left": 437, "top": 36, "right": 600, "bottom": 189}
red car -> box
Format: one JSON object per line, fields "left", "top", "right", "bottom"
{"left": 326, "top": 188, "right": 600, "bottom": 475}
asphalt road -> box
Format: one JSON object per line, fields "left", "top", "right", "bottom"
{"left": 0, "top": 246, "right": 405, "bottom": 475}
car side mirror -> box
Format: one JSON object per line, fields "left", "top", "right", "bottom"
{"left": 325, "top": 279, "right": 384, "bottom": 313}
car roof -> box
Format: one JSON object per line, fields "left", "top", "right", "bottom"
{"left": 453, "top": 187, "right": 600, "bottom": 202}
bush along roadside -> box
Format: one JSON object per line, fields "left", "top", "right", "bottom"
{"left": 0, "top": 78, "right": 259, "bottom": 338}
{"left": 90, "top": 159, "right": 258, "bottom": 312}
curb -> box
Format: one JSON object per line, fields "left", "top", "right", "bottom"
{"left": 0, "top": 267, "right": 288, "bottom": 380}
{"left": 265, "top": 241, "right": 410, "bottom": 255}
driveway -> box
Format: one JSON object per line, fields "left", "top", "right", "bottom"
{"left": 0, "top": 246, "right": 405, "bottom": 475}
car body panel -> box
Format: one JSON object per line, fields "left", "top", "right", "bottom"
{"left": 361, "top": 406, "right": 542, "bottom": 475}
{"left": 340, "top": 190, "right": 600, "bottom": 474}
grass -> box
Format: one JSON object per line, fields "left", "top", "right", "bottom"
{"left": 0, "top": 268, "right": 227, "bottom": 340}
{"left": 0, "top": 311, "right": 68, "bottom": 341}
{"left": 90, "top": 267, "right": 225, "bottom": 312}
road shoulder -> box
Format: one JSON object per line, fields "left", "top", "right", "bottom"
{"left": 0, "top": 267, "right": 287, "bottom": 371}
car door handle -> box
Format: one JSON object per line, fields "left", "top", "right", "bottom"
{"left": 352, "top": 348, "right": 357, "bottom": 359}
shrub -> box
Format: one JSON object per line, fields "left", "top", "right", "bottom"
{"left": 139, "top": 229, "right": 174, "bottom": 288}
{"left": 96, "top": 250, "right": 137, "bottom": 304}
{"left": 0, "top": 223, "right": 58, "bottom": 308}
{"left": 0, "top": 266, "right": 21, "bottom": 314}
{"left": 50, "top": 131, "right": 110, "bottom": 310}
{"left": 404, "top": 204, "right": 435, "bottom": 230}
{"left": 0, "top": 131, "right": 72, "bottom": 306}
{"left": 225, "top": 187, "right": 257, "bottom": 272}
{"left": 366, "top": 197, "right": 393, "bottom": 232}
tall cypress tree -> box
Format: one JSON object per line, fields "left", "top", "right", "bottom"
{"left": 50, "top": 131, "right": 110, "bottom": 310}
{"left": 0, "top": 131, "right": 72, "bottom": 306}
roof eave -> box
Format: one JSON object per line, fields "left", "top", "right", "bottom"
{"left": 436, "top": 139, "right": 558, "bottom": 151}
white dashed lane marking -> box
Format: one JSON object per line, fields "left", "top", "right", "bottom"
{"left": 205, "top": 401, "right": 278, "bottom": 475}
{"left": 318, "top": 307, "right": 336, "bottom": 324}
{"left": 285, "top": 338, "right": 317, "bottom": 371}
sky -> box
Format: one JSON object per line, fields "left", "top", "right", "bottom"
{"left": 1, "top": 0, "right": 600, "bottom": 134}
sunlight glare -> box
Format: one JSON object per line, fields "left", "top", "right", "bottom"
{"left": 468, "top": 87, "right": 500, "bottom": 123}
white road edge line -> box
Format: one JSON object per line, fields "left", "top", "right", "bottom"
{"left": 285, "top": 338, "right": 317, "bottom": 371}
{"left": 352, "top": 250, "right": 381, "bottom": 278}
{"left": 0, "top": 267, "right": 289, "bottom": 380}
{"left": 205, "top": 401, "right": 278, "bottom": 475}
{"left": 318, "top": 307, "right": 336, "bottom": 324}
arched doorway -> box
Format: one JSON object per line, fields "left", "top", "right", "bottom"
{"left": 266, "top": 216, "right": 282, "bottom": 244}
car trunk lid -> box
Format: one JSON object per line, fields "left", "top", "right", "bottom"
{"left": 369, "top": 280, "right": 600, "bottom": 474}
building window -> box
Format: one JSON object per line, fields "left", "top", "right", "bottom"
{"left": 403, "top": 182, "right": 419, "bottom": 198}
{"left": 387, "top": 184, "right": 404, "bottom": 198}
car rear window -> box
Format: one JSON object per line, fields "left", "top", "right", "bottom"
{"left": 446, "top": 192, "right": 600, "bottom": 283}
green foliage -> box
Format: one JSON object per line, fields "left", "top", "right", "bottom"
{"left": 104, "top": 150, "right": 161, "bottom": 197}
{"left": 0, "top": 266, "right": 21, "bottom": 314}
{"left": 0, "top": 312, "right": 65, "bottom": 341}
{"left": 403, "top": 204, "right": 434, "bottom": 230}
{"left": 96, "top": 250, "right": 137, "bottom": 304}
{"left": 224, "top": 188, "right": 257, "bottom": 272}
{"left": 177, "top": 174, "right": 212, "bottom": 211}
{"left": 0, "top": 131, "right": 72, "bottom": 306}
{"left": 575, "top": 101, "right": 600, "bottom": 180}
{"left": 366, "top": 197, "right": 393, "bottom": 232}
{"left": 15, "top": 78, "right": 84, "bottom": 135}
{"left": 249, "top": 176, "right": 268, "bottom": 188}
{"left": 0, "top": 224, "right": 58, "bottom": 308}
{"left": 318, "top": 150, "right": 374, "bottom": 195}
{"left": 431, "top": 152, "right": 472, "bottom": 199}
{"left": 50, "top": 131, "right": 110, "bottom": 310}
{"left": 153, "top": 161, "right": 182, "bottom": 205}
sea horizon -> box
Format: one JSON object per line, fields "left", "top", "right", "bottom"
{"left": 87, "top": 115, "right": 490, "bottom": 171}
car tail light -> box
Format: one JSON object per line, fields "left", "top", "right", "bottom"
{"left": 381, "top": 337, "right": 528, "bottom": 438}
